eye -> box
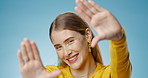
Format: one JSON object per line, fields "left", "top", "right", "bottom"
{"left": 68, "top": 40, "right": 74, "bottom": 44}
{"left": 56, "top": 46, "right": 62, "bottom": 50}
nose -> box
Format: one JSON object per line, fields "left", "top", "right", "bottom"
{"left": 63, "top": 46, "right": 72, "bottom": 57}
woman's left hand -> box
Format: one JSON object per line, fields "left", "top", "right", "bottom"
{"left": 75, "top": 0, "right": 123, "bottom": 47}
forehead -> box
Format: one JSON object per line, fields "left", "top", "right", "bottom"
{"left": 51, "top": 29, "right": 84, "bottom": 44}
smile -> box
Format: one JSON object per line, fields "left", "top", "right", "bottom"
{"left": 67, "top": 53, "right": 79, "bottom": 64}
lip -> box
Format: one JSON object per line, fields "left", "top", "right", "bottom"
{"left": 67, "top": 53, "right": 79, "bottom": 64}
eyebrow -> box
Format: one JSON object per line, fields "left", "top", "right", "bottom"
{"left": 54, "top": 37, "right": 74, "bottom": 47}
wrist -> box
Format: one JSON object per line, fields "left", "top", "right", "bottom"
{"left": 112, "top": 30, "right": 124, "bottom": 41}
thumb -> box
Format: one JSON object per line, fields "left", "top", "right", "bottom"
{"left": 91, "top": 35, "right": 104, "bottom": 48}
{"left": 48, "top": 70, "right": 61, "bottom": 78}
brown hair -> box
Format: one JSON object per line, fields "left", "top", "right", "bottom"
{"left": 49, "top": 12, "right": 103, "bottom": 66}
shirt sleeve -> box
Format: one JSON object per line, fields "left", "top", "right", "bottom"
{"left": 109, "top": 28, "right": 132, "bottom": 78}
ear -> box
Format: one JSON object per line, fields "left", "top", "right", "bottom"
{"left": 85, "top": 28, "right": 92, "bottom": 42}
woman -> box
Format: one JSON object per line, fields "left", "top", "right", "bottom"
{"left": 17, "top": 0, "right": 132, "bottom": 78}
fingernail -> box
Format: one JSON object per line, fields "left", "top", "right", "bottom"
{"left": 21, "top": 42, "right": 24, "bottom": 46}
{"left": 24, "top": 37, "right": 28, "bottom": 41}
{"left": 18, "top": 49, "right": 20, "bottom": 52}
{"left": 88, "top": 0, "right": 92, "bottom": 2}
{"left": 80, "top": 0, "right": 82, "bottom": 1}
{"left": 74, "top": 6, "right": 78, "bottom": 10}
{"left": 31, "top": 41, "right": 35, "bottom": 45}
{"left": 76, "top": 0, "right": 78, "bottom": 3}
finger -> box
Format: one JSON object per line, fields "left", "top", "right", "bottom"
{"left": 24, "top": 38, "right": 34, "bottom": 60}
{"left": 76, "top": 0, "right": 94, "bottom": 17}
{"left": 83, "top": 1, "right": 98, "bottom": 14}
{"left": 74, "top": 6, "right": 91, "bottom": 23}
{"left": 31, "top": 41, "right": 41, "bottom": 62}
{"left": 91, "top": 35, "right": 105, "bottom": 48}
{"left": 48, "top": 70, "right": 61, "bottom": 78}
{"left": 21, "top": 41, "right": 29, "bottom": 63}
{"left": 17, "top": 50, "right": 25, "bottom": 67}
{"left": 88, "top": 0, "right": 104, "bottom": 11}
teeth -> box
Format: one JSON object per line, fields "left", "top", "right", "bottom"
{"left": 69, "top": 55, "right": 77, "bottom": 61}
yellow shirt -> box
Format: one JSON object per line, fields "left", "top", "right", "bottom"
{"left": 45, "top": 30, "right": 132, "bottom": 78}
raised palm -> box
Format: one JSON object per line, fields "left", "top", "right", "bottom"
{"left": 75, "top": 0, "right": 123, "bottom": 47}
{"left": 17, "top": 38, "right": 61, "bottom": 78}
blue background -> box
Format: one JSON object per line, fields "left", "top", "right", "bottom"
{"left": 0, "top": 0, "right": 148, "bottom": 78}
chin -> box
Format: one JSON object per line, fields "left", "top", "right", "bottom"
{"left": 66, "top": 57, "right": 83, "bottom": 70}
{"left": 69, "top": 62, "right": 82, "bottom": 70}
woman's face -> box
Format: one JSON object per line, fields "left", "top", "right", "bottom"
{"left": 51, "top": 29, "right": 90, "bottom": 69}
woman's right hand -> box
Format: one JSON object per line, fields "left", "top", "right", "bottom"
{"left": 17, "top": 38, "right": 61, "bottom": 78}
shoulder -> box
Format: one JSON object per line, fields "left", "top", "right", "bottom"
{"left": 94, "top": 63, "right": 111, "bottom": 74}
{"left": 92, "top": 63, "right": 111, "bottom": 77}
{"left": 95, "top": 63, "right": 110, "bottom": 71}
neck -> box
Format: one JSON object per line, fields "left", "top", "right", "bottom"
{"left": 70, "top": 54, "right": 97, "bottom": 78}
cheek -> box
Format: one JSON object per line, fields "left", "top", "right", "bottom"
{"left": 57, "top": 51, "right": 64, "bottom": 59}
{"left": 72, "top": 40, "right": 88, "bottom": 52}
